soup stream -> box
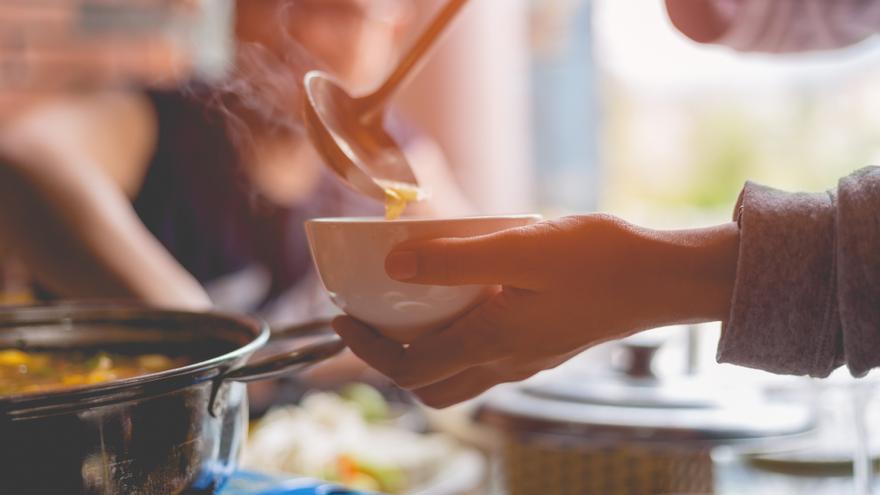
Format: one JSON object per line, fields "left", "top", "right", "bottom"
{"left": 376, "top": 179, "right": 426, "bottom": 220}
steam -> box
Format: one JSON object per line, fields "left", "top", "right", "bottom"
{"left": 184, "top": 1, "right": 326, "bottom": 156}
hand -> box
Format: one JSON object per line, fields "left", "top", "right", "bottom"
{"left": 334, "top": 215, "right": 739, "bottom": 408}
{"left": 665, "top": 0, "right": 731, "bottom": 44}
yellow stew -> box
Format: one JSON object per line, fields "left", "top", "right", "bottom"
{"left": 0, "top": 349, "right": 188, "bottom": 396}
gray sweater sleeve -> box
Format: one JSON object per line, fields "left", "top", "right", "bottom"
{"left": 717, "top": 166, "right": 880, "bottom": 377}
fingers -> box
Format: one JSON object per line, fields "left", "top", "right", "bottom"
{"left": 411, "top": 363, "right": 521, "bottom": 409}
{"left": 332, "top": 293, "right": 517, "bottom": 390}
{"left": 336, "top": 314, "right": 514, "bottom": 409}
{"left": 413, "top": 350, "right": 585, "bottom": 409}
{"left": 334, "top": 315, "right": 519, "bottom": 409}
{"left": 390, "top": 294, "right": 516, "bottom": 389}
{"left": 331, "top": 316, "right": 404, "bottom": 378}
{"left": 384, "top": 224, "right": 542, "bottom": 287}
{"left": 334, "top": 311, "right": 585, "bottom": 409}
{"left": 664, "top": 0, "right": 730, "bottom": 44}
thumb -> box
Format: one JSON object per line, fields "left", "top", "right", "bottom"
{"left": 384, "top": 225, "right": 541, "bottom": 287}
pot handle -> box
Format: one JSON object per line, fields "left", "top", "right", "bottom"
{"left": 221, "top": 320, "right": 346, "bottom": 383}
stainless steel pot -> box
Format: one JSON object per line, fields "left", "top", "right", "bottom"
{"left": 0, "top": 303, "right": 346, "bottom": 495}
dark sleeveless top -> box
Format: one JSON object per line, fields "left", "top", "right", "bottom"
{"left": 133, "top": 91, "right": 382, "bottom": 308}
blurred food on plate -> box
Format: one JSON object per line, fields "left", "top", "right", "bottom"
{"left": 243, "top": 383, "right": 485, "bottom": 494}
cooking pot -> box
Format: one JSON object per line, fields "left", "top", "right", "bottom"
{"left": 0, "top": 303, "right": 346, "bottom": 495}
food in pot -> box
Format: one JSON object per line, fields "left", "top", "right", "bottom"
{"left": 0, "top": 349, "right": 189, "bottom": 396}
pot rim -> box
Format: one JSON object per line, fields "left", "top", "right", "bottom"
{"left": 0, "top": 302, "right": 269, "bottom": 412}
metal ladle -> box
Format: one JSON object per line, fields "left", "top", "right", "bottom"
{"left": 304, "top": 0, "right": 470, "bottom": 202}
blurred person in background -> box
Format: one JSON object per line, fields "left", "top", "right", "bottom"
{"left": 0, "top": 0, "right": 470, "bottom": 316}
{"left": 334, "top": 0, "right": 880, "bottom": 409}
{"left": 0, "top": 0, "right": 219, "bottom": 303}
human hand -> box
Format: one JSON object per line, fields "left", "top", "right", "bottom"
{"left": 664, "top": 0, "right": 731, "bottom": 44}
{"left": 333, "top": 215, "right": 739, "bottom": 408}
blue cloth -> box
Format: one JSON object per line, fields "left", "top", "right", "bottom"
{"left": 220, "top": 471, "right": 375, "bottom": 495}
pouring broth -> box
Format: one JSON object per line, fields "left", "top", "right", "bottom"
{"left": 0, "top": 349, "right": 189, "bottom": 396}
{"left": 376, "top": 179, "right": 426, "bottom": 220}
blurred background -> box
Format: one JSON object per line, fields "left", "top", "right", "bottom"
{"left": 401, "top": 0, "right": 880, "bottom": 221}
{"left": 3, "top": 0, "right": 880, "bottom": 494}
{"left": 395, "top": 2, "right": 880, "bottom": 494}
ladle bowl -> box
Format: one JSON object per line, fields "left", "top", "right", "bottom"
{"left": 303, "top": 71, "right": 417, "bottom": 203}
{"left": 302, "top": 0, "right": 470, "bottom": 203}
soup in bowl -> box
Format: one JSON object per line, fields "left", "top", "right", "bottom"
{"left": 305, "top": 215, "right": 542, "bottom": 344}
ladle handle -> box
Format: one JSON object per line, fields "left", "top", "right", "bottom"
{"left": 363, "top": 0, "right": 470, "bottom": 117}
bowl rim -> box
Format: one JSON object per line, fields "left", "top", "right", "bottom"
{"left": 305, "top": 213, "right": 543, "bottom": 225}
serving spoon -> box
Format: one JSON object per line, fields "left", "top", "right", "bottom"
{"left": 303, "top": 0, "right": 470, "bottom": 202}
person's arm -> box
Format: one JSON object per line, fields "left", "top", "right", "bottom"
{"left": 333, "top": 215, "right": 739, "bottom": 408}
{"left": 665, "top": 0, "right": 880, "bottom": 53}
{"left": 0, "top": 93, "right": 211, "bottom": 309}
{"left": 334, "top": 167, "right": 880, "bottom": 408}
{"left": 836, "top": 167, "right": 880, "bottom": 376}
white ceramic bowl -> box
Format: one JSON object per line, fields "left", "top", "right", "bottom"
{"left": 305, "top": 215, "right": 541, "bottom": 344}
